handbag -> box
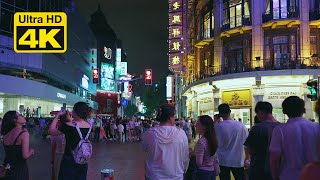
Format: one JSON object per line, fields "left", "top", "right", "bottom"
{"left": 0, "top": 164, "right": 11, "bottom": 178}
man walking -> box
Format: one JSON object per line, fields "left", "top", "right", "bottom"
{"left": 215, "top": 104, "right": 248, "bottom": 180}
{"left": 244, "top": 101, "right": 280, "bottom": 180}
{"left": 269, "top": 96, "right": 320, "bottom": 180}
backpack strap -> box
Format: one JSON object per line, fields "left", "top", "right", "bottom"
{"left": 13, "top": 131, "right": 26, "bottom": 145}
{"left": 72, "top": 122, "right": 83, "bottom": 139}
{"left": 84, "top": 125, "right": 92, "bottom": 140}
{"left": 72, "top": 121, "right": 92, "bottom": 140}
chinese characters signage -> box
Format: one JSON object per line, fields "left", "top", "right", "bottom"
{"left": 168, "top": 0, "right": 186, "bottom": 72}
{"left": 222, "top": 89, "right": 252, "bottom": 108}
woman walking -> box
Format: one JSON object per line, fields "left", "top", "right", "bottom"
{"left": 49, "top": 102, "right": 91, "bottom": 180}
{"left": 1, "top": 111, "right": 34, "bottom": 180}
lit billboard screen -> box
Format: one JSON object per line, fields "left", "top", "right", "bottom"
{"left": 100, "top": 62, "right": 115, "bottom": 92}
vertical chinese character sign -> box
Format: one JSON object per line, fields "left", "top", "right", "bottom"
{"left": 169, "top": 0, "right": 187, "bottom": 72}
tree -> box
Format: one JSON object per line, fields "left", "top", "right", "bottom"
{"left": 124, "top": 104, "right": 138, "bottom": 117}
{"left": 143, "top": 76, "right": 166, "bottom": 117}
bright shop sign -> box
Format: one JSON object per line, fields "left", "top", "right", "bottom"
{"left": 168, "top": 0, "right": 187, "bottom": 72}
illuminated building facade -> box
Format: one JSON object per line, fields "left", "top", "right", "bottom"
{"left": 183, "top": 0, "right": 320, "bottom": 127}
{"left": 0, "top": 0, "right": 98, "bottom": 117}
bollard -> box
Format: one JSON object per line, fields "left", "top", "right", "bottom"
{"left": 101, "top": 169, "right": 114, "bottom": 180}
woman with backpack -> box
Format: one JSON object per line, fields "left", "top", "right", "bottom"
{"left": 49, "top": 102, "right": 92, "bottom": 180}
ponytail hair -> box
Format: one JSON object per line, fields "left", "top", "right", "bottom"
{"left": 199, "top": 115, "right": 218, "bottom": 156}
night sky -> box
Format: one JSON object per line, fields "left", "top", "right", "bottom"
{"left": 76, "top": 0, "right": 169, "bottom": 80}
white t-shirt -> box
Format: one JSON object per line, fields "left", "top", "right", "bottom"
{"left": 141, "top": 126, "right": 189, "bottom": 180}
{"left": 118, "top": 124, "right": 124, "bottom": 133}
{"left": 129, "top": 120, "right": 135, "bottom": 129}
{"left": 87, "top": 118, "right": 94, "bottom": 127}
{"left": 214, "top": 120, "right": 248, "bottom": 167}
{"left": 135, "top": 121, "right": 141, "bottom": 127}
{"left": 269, "top": 117, "right": 320, "bottom": 180}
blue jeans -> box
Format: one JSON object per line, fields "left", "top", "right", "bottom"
{"left": 197, "top": 169, "right": 216, "bottom": 180}
{"left": 58, "top": 155, "right": 88, "bottom": 180}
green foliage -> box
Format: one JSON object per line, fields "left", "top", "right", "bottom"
{"left": 143, "top": 77, "right": 166, "bottom": 116}
{"left": 124, "top": 103, "right": 138, "bottom": 117}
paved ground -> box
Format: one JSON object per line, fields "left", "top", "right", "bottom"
{"left": 1, "top": 135, "right": 146, "bottom": 180}
{"left": 0, "top": 135, "right": 236, "bottom": 180}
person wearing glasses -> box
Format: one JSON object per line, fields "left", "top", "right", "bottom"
{"left": 1, "top": 111, "right": 34, "bottom": 180}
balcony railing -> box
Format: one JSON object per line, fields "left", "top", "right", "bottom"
{"left": 221, "top": 15, "right": 251, "bottom": 31}
{"left": 263, "top": 6, "right": 299, "bottom": 23}
{"left": 186, "top": 57, "right": 320, "bottom": 86}
{"left": 310, "top": 9, "right": 320, "bottom": 21}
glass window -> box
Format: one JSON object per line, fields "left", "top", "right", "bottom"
{"left": 290, "top": 35, "right": 296, "bottom": 59}
{"left": 211, "top": 10, "right": 215, "bottom": 30}
{"left": 15, "top": 0, "right": 28, "bottom": 11}
{"left": 203, "top": 12, "right": 211, "bottom": 39}
{"left": 310, "top": 35, "right": 317, "bottom": 56}
{"left": 0, "top": 8, "right": 14, "bottom": 33}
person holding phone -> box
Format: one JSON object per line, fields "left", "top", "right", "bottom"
{"left": 48, "top": 102, "right": 91, "bottom": 180}
{"left": 51, "top": 111, "right": 72, "bottom": 180}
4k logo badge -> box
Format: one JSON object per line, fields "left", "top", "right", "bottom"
{"left": 14, "top": 12, "right": 67, "bottom": 53}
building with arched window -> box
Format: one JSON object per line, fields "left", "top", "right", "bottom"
{"left": 183, "top": 0, "right": 320, "bottom": 127}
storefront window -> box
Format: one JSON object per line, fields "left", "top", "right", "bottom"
{"left": 222, "top": 0, "right": 251, "bottom": 30}
{"left": 203, "top": 12, "right": 211, "bottom": 39}
{"left": 310, "top": 35, "right": 317, "bottom": 56}
{"left": 266, "top": 0, "right": 299, "bottom": 20}
{"left": 264, "top": 34, "right": 297, "bottom": 69}
{"left": 211, "top": 10, "right": 215, "bottom": 30}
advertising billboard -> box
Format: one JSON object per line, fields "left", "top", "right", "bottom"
{"left": 100, "top": 62, "right": 115, "bottom": 92}
{"left": 80, "top": 74, "right": 89, "bottom": 90}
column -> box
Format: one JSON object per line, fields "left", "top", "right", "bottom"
{"left": 303, "top": 95, "right": 315, "bottom": 120}
{"left": 251, "top": 0, "right": 264, "bottom": 68}
{"left": 299, "top": 0, "right": 310, "bottom": 59}
{"left": 191, "top": 91, "right": 198, "bottom": 118}
{"left": 214, "top": 0, "right": 223, "bottom": 72}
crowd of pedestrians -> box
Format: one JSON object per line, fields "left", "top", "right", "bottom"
{"left": 1, "top": 95, "right": 320, "bottom": 180}
{"left": 141, "top": 96, "right": 320, "bottom": 180}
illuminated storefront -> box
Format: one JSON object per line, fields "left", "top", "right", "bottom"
{"left": 182, "top": 0, "right": 320, "bottom": 127}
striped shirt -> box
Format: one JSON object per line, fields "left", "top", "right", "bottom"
{"left": 195, "top": 137, "right": 218, "bottom": 171}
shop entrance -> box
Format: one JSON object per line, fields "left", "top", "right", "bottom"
{"left": 230, "top": 108, "right": 251, "bottom": 129}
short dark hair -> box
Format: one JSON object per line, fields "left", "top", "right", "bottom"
{"left": 282, "top": 96, "right": 305, "bottom": 118}
{"left": 1, "top": 111, "right": 18, "bottom": 135}
{"left": 255, "top": 101, "right": 273, "bottom": 114}
{"left": 156, "top": 104, "right": 175, "bottom": 123}
{"left": 73, "top": 102, "right": 90, "bottom": 119}
{"left": 218, "top": 104, "right": 231, "bottom": 116}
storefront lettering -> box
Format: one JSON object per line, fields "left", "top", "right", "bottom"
{"left": 57, "top": 92, "right": 66, "bottom": 99}
{"left": 267, "top": 91, "right": 297, "bottom": 100}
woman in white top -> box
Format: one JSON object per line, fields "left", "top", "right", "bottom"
{"left": 117, "top": 123, "right": 124, "bottom": 142}
{"left": 141, "top": 104, "right": 189, "bottom": 180}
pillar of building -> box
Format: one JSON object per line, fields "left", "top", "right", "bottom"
{"left": 251, "top": 0, "right": 264, "bottom": 68}
{"left": 299, "top": 0, "right": 311, "bottom": 60}
{"left": 191, "top": 91, "right": 199, "bottom": 118}
{"left": 213, "top": 0, "right": 223, "bottom": 72}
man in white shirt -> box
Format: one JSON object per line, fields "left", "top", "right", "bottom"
{"left": 215, "top": 104, "right": 248, "bottom": 180}
{"left": 269, "top": 96, "right": 320, "bottom": 180}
